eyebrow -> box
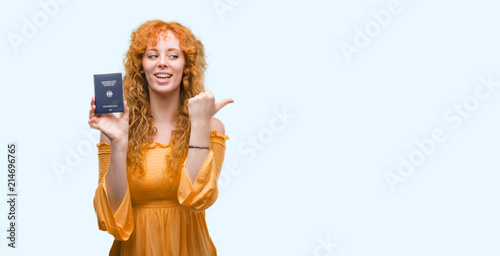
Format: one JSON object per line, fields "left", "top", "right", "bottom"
{"left": 145, "top": 48, "right": 181, "bottom": 52}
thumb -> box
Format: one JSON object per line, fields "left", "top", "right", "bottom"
{"left": 214, "top": 98, "right": 234, "bottom": 114}
{"left": 120, "top": 101, "right": 129, "bottom": 119}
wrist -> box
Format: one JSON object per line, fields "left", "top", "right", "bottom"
{"left": 190, "top": 119, "right": 210, "bottom": 128}
{"left": 111, "top": 136, "right": 129, "bottom": 146}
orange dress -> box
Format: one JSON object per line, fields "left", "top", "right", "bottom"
{"left": 93, "top": 130, "right": 229, "bottom": 256}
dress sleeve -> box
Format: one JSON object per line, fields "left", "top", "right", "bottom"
{"left": 93, "top": 142, "right": 134, "bottom": 241}
{"left": 177, "top": 130, "right": 229, "bottom": 211}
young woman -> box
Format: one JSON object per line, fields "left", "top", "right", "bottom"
{"left": 88, "top": 20, "right": 233, "bottom": 255}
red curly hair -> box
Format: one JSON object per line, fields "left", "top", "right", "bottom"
{"left": 123, "top": 20, "right": 207, "bottom": 183}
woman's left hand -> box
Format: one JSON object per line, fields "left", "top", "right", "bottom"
{"left": 187, "top": 91, "right": 233, "bottom": 125}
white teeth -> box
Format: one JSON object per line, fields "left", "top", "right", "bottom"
{"left": 156, "top": 74, "right": 172, "bottom": 78}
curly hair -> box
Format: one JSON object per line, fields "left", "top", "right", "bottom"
{"left": 122, "top": 20, "right": 207, "bottom": 183}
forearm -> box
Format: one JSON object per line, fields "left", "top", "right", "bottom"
{"left": 105, "top": 138, "right": 129, "bottom": 214}
{"left": 186, "top": 121, "right": 211, "bottom": 184}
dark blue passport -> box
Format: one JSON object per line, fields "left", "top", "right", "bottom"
{"left": 93, "top": 73, "right": 124, "bottom": 113}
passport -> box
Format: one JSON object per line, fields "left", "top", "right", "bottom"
{"left": 93, "top": 73, "right": 124, "bottom": 113}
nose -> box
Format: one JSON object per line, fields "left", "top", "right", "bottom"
{"left": 158, "top": 56, "right": 168, "bottom": 68}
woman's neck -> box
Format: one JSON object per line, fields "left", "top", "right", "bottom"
{"left": 148, "top": 88, "right": 181, "bottom": 128}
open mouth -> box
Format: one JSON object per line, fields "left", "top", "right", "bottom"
{"left": 155, "top": 74, "right": 172, "bottom": 78}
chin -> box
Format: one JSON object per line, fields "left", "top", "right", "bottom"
{"left": 149, "top": 84, "right": 180, "bottom": 95}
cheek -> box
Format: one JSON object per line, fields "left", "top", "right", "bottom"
{"left": 175, "top": 61, "right": 186, "bottom": 75}
{"left": 142, "top": 62, "right": 151, "bottom": 72}
{"left": 142, "top": 57, "right": 155, "bottom": 71}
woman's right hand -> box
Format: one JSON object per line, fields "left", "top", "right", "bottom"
{"left": 88, "top": 97, "right": 130, "bottom": 143}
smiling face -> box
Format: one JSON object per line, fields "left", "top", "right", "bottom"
{"left": 142, "top": 31, "right": 185, "bottom": 96}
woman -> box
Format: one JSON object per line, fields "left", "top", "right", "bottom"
{"left": 88, "top": 20, "right": 233, "bottom": 255}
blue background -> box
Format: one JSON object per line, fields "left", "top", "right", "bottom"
{"left": 1, "top": 0, "right": 499, "bottom": 255}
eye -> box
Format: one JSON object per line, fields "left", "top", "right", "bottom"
{"left": 170, "top": 55, "right": 179, "bottom": 59}
{"left": 148, "top": 54, "right": 158, "bottom": 59}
